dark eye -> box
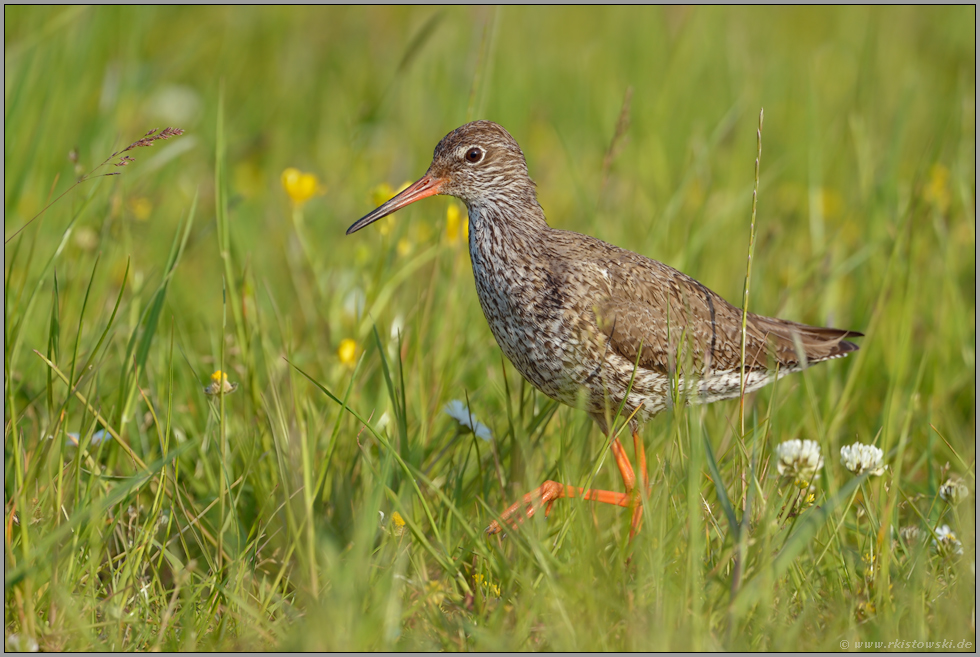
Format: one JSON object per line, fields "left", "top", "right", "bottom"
{"left": 465, "top": 147, "right": 483, "bottom": 163}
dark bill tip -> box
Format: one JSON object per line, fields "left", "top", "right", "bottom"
{"left": 346, "top": 175, "right": 443, "bottom": 235}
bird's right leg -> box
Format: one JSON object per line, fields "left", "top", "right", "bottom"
{"left": 486, "top": 437, "right": 637, "bottom": 535}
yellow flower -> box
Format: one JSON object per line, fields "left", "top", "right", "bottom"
{"left": 923, "top": 164, "right": 950, "bottom": 214}
{"left": 281, "top": 168, "right": 324, "bottom": 207}
{"left": 337, "top": 338, "right": 358, "bottom": 367}
{"left": 426, "top": 580, "right": 448, "bottom": 606}
{"left": 369, "top": 182, "right": 411, "bottom": 236}
{"left": 474, "top": 573, "right": 501, "bottom": 598}
{"left": 370, "top": 182, "right": 396, "bottom": 207}
{"left": 396, "top": 237, "right": 413, "bottom": 256}
{"left": 445, "top": 203, "right": 468, "bottom": 244}
{"left": 234, "top": 161, "right": 263, "bottom": 199}
{"left": 129, "top": 196, "right": 153, "bottom": 222}
{"left": 863, "top": 552, "right": 877, "bottom": 581}
{"left": 383, "top": 510, "right": 407, "bottom": 536}
{"left": 820, "top": 188, "right": 843, "bottom": 220}
{"left": 204, "top": 370, "right": 238, "bottom": 396}
{"left": 856, "top": 600, "right": 876, "bottom": 620}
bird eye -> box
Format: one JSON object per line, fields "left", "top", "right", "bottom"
{"left": 464, "top": 147, "right": 484, "bottom": 164}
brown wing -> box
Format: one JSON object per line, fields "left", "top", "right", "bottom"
{"left": 554, "top": 234, "right": 861, "bottom": 375}
{"left": 592, "top": 264, "right": 780, "bottom": 375}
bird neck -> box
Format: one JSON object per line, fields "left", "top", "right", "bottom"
{"left": 465, "top": 191, "right": 549, "bottom": 238}
{"left": 465, "top": 197, "right": 550, "bottom": 276}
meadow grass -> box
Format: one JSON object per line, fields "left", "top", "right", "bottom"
{"left": 4, "top": 6, "right": 975, "bottom": 651}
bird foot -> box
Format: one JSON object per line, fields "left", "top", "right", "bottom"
{"left": 486, "top": 481, "right": 633, "bottom": 535}
{"left": 486, "top": 480, "right": 565, "bottom": 535}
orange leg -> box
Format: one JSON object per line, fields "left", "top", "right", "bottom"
{"left": 610, "top": 437, "right": 636, "bottom": 494}
{"left": 633, "top": 428, "right": 649, "bottom": 493}
{"left": 629, "top": 428, "right": 650, "bottom": 537}
{"left": 487, "top": 436, "right": 648, "bottom": 536}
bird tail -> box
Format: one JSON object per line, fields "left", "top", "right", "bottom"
{"left": 753, "top": 315, "right": 863, "bottom": 364}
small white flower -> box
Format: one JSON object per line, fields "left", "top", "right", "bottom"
{"left": 939, "top": 478, "right": 969, "bottom": 506}
{"left": 343, "top": 288, "right": 366, "bottom": 317}
{"left": 389, "top": 315, "right": 405, "bottom": 343}
{"left": 775, "top": 439, "right": 824, "bottom": 487}
{"left": 444, "top": 400, "right": 492, "bottom": 441}
{"left": 899, "top": 525, "right": 922, "bottom": 544}
{"left": 840, "top": 442, "right": 886, "bottom": 476}
{"left": 933, "top": 524, "right": 964, "bottom": 557}
{"left": 6, "top": 634, "right": 38, "bottom": 652}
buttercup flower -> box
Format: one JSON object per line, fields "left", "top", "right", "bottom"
{"left": 923, "top": 163, "right": 950, "bottom": 214}
{"left": 840, "top": 442, "right": 886, "bottom": 476}
{"left": 933, "top": 524, "right": 964, "bottom": 557}
{"left": 426, "top": 579, "right": 449, "bottom": 607}
{"left": 391, "top": 511, "right": 407, "bottom": 536}
{"left": 474, "top": 573, "right": 501, "bottom": 598}
{"left": 337, "top": 339, "right": 358, "bottom": 367}
{"left": 129, "top": 196, "right": 153, "bottom": 222}
{"left": 370, "top": 181, "right": 410, "bottom": 236}
{"left": 204, "top": 370, "right": 238, "bottom": 396}
{"left": 939, "top": 477, "right": 969, "bottom": 506}
{"left": 444, "top": 400, "right": 492, "bottom": 441}
{"left": 281, "top": 168, "right": 324, "bottom": 207}
{"left": 775, "top": 439, "right": 824, "bottom": 488}
{"left": 370, "top": 182, "right": 395, "bottom": 207}
{"left": 445, "top": 203, "right": 468, "bottom": 244}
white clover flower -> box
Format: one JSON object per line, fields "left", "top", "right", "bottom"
{"left": 775, "top": 439, "right": 824, "bottom": 487}
{"left": 899, "top": 525, "right": 922, "bottom": 544}
{"left": 933, "top": 525, "right": 964, "bottom": 557}
{"left": 939, "top": 478, "right": 969, "bottom": 506}
{"left": 6, "top": 634, "right": 38, "bottom": 652}
{"left": 840, "top": 442, "right": 886, "bottom": 476}
{"left": 444, "top": 400, "right": 492, "bottom": 441}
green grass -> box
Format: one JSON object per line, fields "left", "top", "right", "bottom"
{"left": 4, "top": 6, "right": 975, "bottom": 651}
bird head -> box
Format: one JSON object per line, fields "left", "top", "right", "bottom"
{"left": 347, "top": 120, "right": 537, "bottom": 235}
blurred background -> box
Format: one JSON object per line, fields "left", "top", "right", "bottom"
{"left": 6, "top": 6, "right": 974, "bottom": 311}
{"left": 5, "top": 4, "right": 975, "bottom": 442}
{"left": 4, "top": 6, "right": 975, "bottom": 650}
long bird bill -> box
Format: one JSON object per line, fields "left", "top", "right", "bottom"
{"left": 346, "top": 175, "right": 444, "bottom": 234}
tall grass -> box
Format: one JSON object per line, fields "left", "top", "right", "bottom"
{"left": 4, "top": 6, "right": 975, "bottom": 651}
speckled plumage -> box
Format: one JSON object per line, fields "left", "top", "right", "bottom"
{"left": 351, "top": 121, "right": 861, "bottom": 428}
{"left": 348, "top": 120, "right": 862, "bottom": 532}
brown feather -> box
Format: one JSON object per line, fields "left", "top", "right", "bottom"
{"left": 350, "top": 120, "right": 863, "bottom": 421}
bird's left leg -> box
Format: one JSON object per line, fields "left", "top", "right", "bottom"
{"left": 629, "top": 427, "right": 650, "bottom": 537}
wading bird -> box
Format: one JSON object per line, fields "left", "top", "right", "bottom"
{"left": 347, "top": 121, "right": 861, "bottom": 537}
